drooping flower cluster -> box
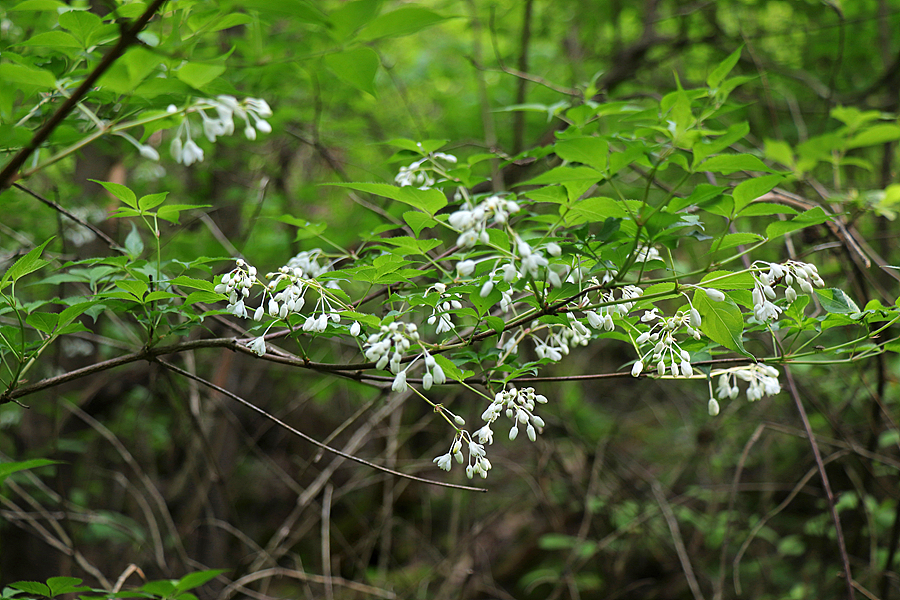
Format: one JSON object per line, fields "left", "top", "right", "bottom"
{"left": 751, "top": 260, "right": 825, "bottom": 322}
{"left": 168, "top": 96, "right": 273, "bottom": 166}
{"left": 426, "top": 283, "right": 462, "bottom": 334}
{"left": 630, "top": 304, "right": 702, "bottom": 378}
{"left": 214, "top": 259, "right": 258, "bottom": 319}
{"left": 363, "top": 321, "right": 421, "bottom": 391}
{"left": 433, "top": 432, "right": 492, "bottom": 479}
{"left": 706, "top": 364, "right": 782, "bottom": 415}
{"left": 395, "top": 151, "right": 457, "bottom": 188}
{"left": 476, "top": 387, "right": 547, "bottom": 445}
{"left": 447, "top": 194, "right": 520, "bottom": 247}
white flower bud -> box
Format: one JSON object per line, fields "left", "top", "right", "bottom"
{"left": 480, "top": 280, "right": 494, "bottom": 297}
{"left": 705, "top": 288, "right": 726, "bottom": 302}
{"left": 456, "top": 260, "right": 476, "bottom": 277}
{"left": 631, "top": 360, "right": 644, "bottom": 377}
{"left": 509, "top": 425, "right": 519, "bottom": 440}
{"left": 546, "top": 242, "right": 562, "bottom": 257}
{"left": 708, "top": 398, "right": 720, "bottom": 416}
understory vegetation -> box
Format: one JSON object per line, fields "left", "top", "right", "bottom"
{"left": 1, "top": 1, "right": 900, "bottom": 599}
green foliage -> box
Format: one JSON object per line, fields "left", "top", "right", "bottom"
{"left": 1, "top": 1, "right": 899, "bottom": 599}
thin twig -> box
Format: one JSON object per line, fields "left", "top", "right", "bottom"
{"left": 156, "top": 358, "right": 487, "bottom": 492}
{"left": 784, "top": 366, "right": 855, "bottom": 600}
{"left": 12, "top": 184, "right": 119, "bottom": 250}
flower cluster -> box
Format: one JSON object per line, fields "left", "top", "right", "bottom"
{"left": 214, "top": 259, "right": 258, "bottom": 319}
{"left": 363, "top": 322, "right": 421, "bottom": 390}
{"left": 433, "top": 432, "right": 491, "bottom": 479}
{"left": 448, "top": 194, "right": 520, "bottom": 247}
{"left": 751, "top": 260, "right": 825, "bottom": 322}
{"left": 707, "top": 364, "right": 782, "bottom": 415}
{"left": 630, "top": 304, "right": 701, "bottom": 378}
{"left": 535, "top": 317, "right": 591, "bottom": 362}
{"left": 168, "top": 96, "right": 273, "bottom": 166}
{"left": 395, "top": 151, "right": 457, "bottom": 188}
{"left": 476, "top": 387, "right": 548, "bottom": 445}
{"left": 426, "top": 283, "right": 462, "bottom": 334}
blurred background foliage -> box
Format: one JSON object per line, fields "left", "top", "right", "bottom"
{"left": 1, "top": 0, "right": 900, "bottom": 599}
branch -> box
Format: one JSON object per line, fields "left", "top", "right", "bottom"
{"left": 783, "top": 366, "right": 855, "bottom": 600}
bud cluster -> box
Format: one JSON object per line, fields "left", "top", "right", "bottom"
{"left": 395, "top": 151, "right": 457, "bottom": 189}
{"left": 214, "top": 259, "right": 258, "bottom": 319}
{"left": 363, "top": 322, "right": 420, "bottom": 384}
{"left": 448, "top": 194, "right": 520, "bottom": 248}
{"left": 752, "top": 260, "right": 825, "bottom": 322}
{"left": 630, "top": 305, "right": 701, "bottom": 378}
{"left": 477, "top": 386, "right": 548, "bottom": 445}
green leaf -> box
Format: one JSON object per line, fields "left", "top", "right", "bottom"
{"left": 517, "top": 165, "right": 603, "bottom": 187}
{"left": 138, "top": 192, "right": 168, "bottom": 211}
{"left": 846, "top": 124, "right": 900, "bottom": 149}
{"left": 732, "top": 174, "right": 783, "bottom": 213}
{"left": 276, "top": 215, "right": 327, "bottom": 240}
{"left": 58, "top": 9, "right": 102, "bottom": 46}
{"left": 403, "top": 211, "right": 436, "bottom": 236}
{"left": 692, "top": 122, "right": 749, "bottom": 168}
{"left": 694, "top": 291, "right": 752, "bottom": 357}
{"left": 738, "top": 202, "right": 798, "bottom": 217}
{"left": 565, "top": 197, "right": 628, "bottom": 225}
{"left": 765, "top": 207, "right": 831, "bottom": 239}
{"left": 554, "top": 137, "right": 608, "bottom": 172}
{"left": 145, "top": 291, "right": 181, "bottom": 302}
{"left": 10, "top": 582, "right": 51, "bottom": 597}
{"left": 124, "top": 223, "right": 144, "bottom": 258}
{"left": 174, "top": 570, "right": 226, "bottom": 593}
{"left": 0, "top": 63, "right": 56, "bottom": 89}
{"left": 324, "top": 47, "right": 379, "bottom": 96}
{"left": 156, "top": 204, "right": 210, "bottom": 224}
{"left": 716, "top": 232, "right": 764, "bottom": 251}
{"left": 115, "top": 279, "right": 148, "bottom": 301}
{"left": 764, "top": 138, "right": 795, "bottom": 169}
{"left": 358, "top": 6, "right": 448, "bottom": 41}
{"left": 814, "top": 288, "right": 860, "bottom": 314}
{"left": 707, "top": 46, "right": 743, "bottom": 89}
{"left": 330, "top": 0, "right": 381, "bottom": 39}
{"left": 10, "top": 0, "right": 67, "bottom": 9}
{"left": 1, "top": 237, "right": 54, "bottom": 290}
{"left": 699, "top": 153, "right": 774, "bottom": 175}
{"left": 176, "top": 62, "right": 227, "bottom": 89}
{"left": 91, "top": 180, "right": 136, "bottom": 208}
{"left": 0, "top": 459, "right": 59, "bottom": 486}
{"left": 432, "top": 354, "right": 472, "bottom": 382}
{"left": 206, "top": 13, "right": 253, "bottom": 32}
{"left": 668, "top": 184, "right": 727, "bottom": 213}
{"left": 47, "top": 577, "right": 89, "bottom": 597}
{"left": 329, "top": 182, "right": 447, "bottom": 215}
{"left": 26, "top": 311, "right": 59, "bottom": 334}
{"left": 17, "top": 31, "right": 81, "bottom": 48}
{"left": 169, "top": 276, "right": 216, "bottom": 292}
{"left": 185, "top": 291, "right": 223, "bottom": 305}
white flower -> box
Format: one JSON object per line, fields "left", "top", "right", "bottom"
{"left": 181, "top": 139, "right": 204, "bottom": 166}
{"left": 433, "top": 453, "right": 452, "bottom": 471}
{"left": 546, "top": 242, "right": 562, "bottom": 257}
{"left": 391, "top": 370, "right": 408, "bottom": 392}
{"left": 708, "top": 398, "right": 720, "bottom": 416}
{"left": 631, "top": 361, "right": 644, "bottom": 377}
{"left": 248, "top": 336, "right": 266, "bottom": 356}
{"left": 456, "top": 260, "right": 476, "bottom": 277}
